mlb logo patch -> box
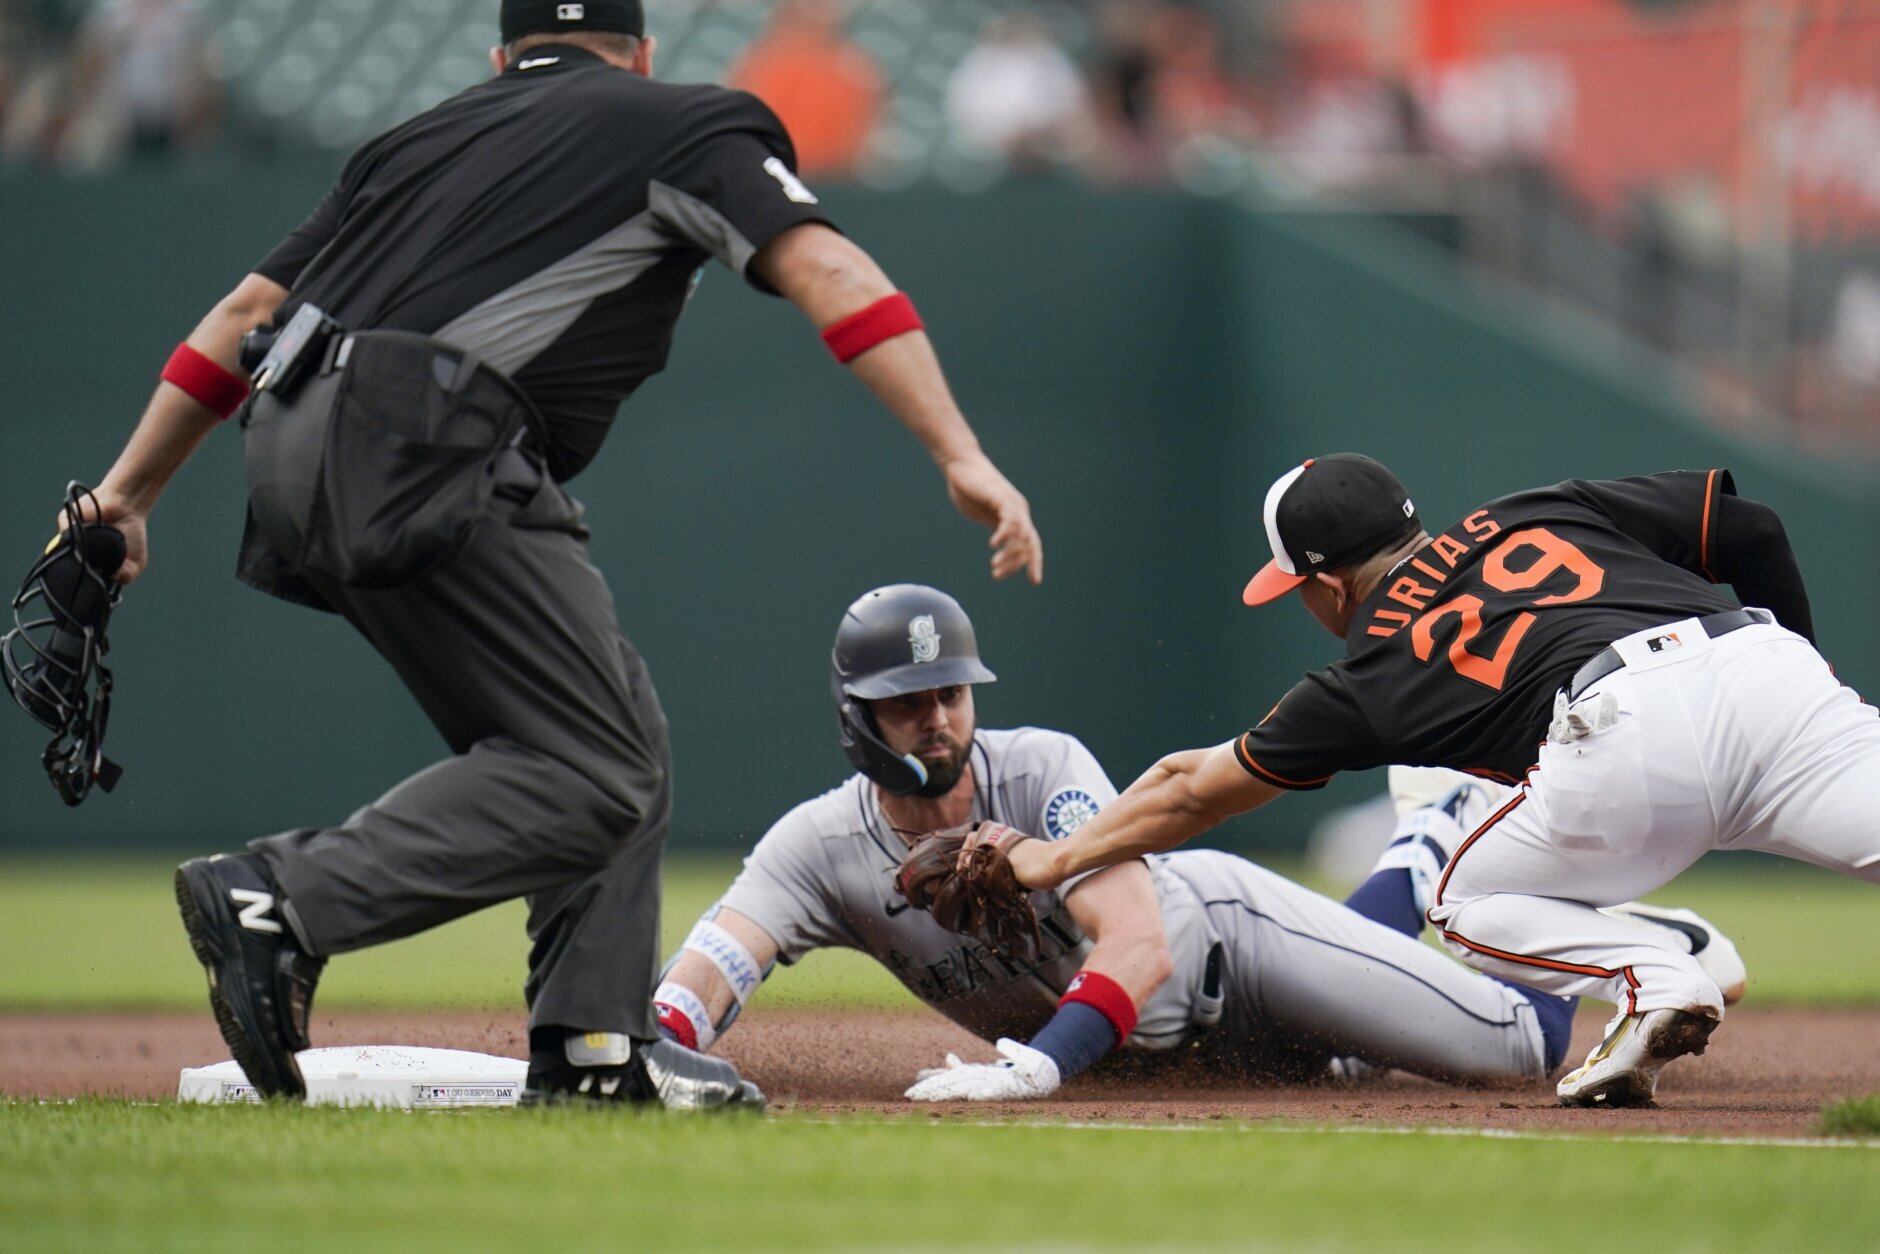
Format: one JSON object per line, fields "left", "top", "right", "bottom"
{"left": 557, "top": 3, "right": 585, "bottom": 20}
{"left": 1647, "top": 633, "right": 1682, "bottom": 653}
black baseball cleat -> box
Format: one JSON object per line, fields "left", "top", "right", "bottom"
{"left": 174, "top": 853, "right": 325, "bottom": 1100}
{"left": 521, "top": 1032, "right": 766, "bottom": 1112}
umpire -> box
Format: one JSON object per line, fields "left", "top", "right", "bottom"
{"left": 73, "top": 0, "right": 1043, "bottom": 1109}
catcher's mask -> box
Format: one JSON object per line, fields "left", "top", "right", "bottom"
{"left": 830, "top": 583, "right": 996, "bottom": 796}
{"left": 3, "top": 484, "right": 127, "bottom": 806}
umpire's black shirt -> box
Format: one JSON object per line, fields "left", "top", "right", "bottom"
{"left": 254, "top": 45, "right": 833, "bottom": 482}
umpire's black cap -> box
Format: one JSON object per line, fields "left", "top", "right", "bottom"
{"left": 501, "top": 0, "right": 645, "bottom": 43}
{"left": 1243, "top": 454, "right": 1421, "bottom": 605}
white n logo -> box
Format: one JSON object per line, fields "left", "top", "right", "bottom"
{"left": 230, "top": 888, "right": 283, "bottom": 934}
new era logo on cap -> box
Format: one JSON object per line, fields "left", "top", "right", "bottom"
{"left": 1242, "top": 453, "right": 1421, "bottom": 606}
{"left": 558, "top": 3, "right": 585, "bottom": 17}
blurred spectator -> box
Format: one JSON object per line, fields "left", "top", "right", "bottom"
{"left": 945, "top": 13, "right": 1092, "bottom": 171}
{"left": 0, "top": 0, "right": 83, "bottom": 166}
{"left": 1266, "top": 75, "right": 1434, "bottom": 190}
{"left": 0, "top": 0, "right": 20, "bottom": 127}
{"left": 1829, "top": 272, "right": 1880, "bottom": 390}
{"left": 1619, "top": 187, "right": 1679, "bottom": 351}
{"left": 65, "top": 0, "right": 217, "bottom": 165}
{"left": 728, "top": 0, "right": 881, "bottom": 180}
{"left": 1084, "top": 2, "right": 1254, "bottom": 181}
{"left": 1086, "top": 0, "right": 1161, "bottom": 177}
{"left": 1089, "top": 1, "right": 1155, "bottom": 133}
{"left": 1140, "top": 5, "right": 1246, "bottom": 143}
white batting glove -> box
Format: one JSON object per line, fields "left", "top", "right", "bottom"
{"left": 904, "top": 1039, "right": 1061, "bottom": 1102}
{"left": 912, "top": 1055, "right": 964, "bottom": 1083}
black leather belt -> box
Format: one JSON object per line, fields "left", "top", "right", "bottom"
{"left": 1567, "top": 608, "right": 1772, "bottom": 700}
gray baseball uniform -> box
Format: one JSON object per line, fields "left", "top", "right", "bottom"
{"left": 701, "top": 727, "right": 1551, "bottom": 1082}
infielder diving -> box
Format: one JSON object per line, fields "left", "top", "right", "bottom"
{"left": 653, "top": 584, "right": 1743, "bottom": 1100}
{"left": 984, "top": 455, "right": 1861, "bottom": 1107}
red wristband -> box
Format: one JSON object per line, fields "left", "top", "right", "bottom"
{"left": 1060, "top": 971, "right": 1138, "bottom": 1043}
{"left": 655, "top": 1001, "right": 700, "bottom": 1051}
{"left": 820, "top": 292, "right": 924, "bottom": 364}
{"left": 161, "top": 343, "right": 249, "bottom": 420}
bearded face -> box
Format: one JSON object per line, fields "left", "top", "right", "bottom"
{"left": 869, "top": 685, "right": 977, "bottom": 798}
{"left": 909, "top": 731, "right": 972, "bottom": 797}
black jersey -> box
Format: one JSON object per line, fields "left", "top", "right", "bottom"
{"left": 253, "top": 45, "right": 832, "bottom": 481}
{"left": 1235, "top": 470, "right": 1814, "bottom": 788}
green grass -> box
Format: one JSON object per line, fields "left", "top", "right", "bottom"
{"left": 0, "top": 852, "right": 1873, "bottom": 1012}
{"left": 1820, "top": 1094, "right": 1880, "bottom": 1137}
{"left": 0, "top": 854, "right": 911, "bottom": 1013}
{"left": 3, "top": 1101, "right": 1877, "bottom": 1253}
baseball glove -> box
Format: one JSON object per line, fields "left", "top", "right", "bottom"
{"left": 894, "top": 822, "right": 1041, "bottom": 963}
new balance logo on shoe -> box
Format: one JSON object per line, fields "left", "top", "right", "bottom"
{"left": 230, "top": 888, "right": 283, "bottom": 934}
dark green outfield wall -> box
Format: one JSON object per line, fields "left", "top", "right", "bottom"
{"left": 3, "top": 171, "right": 1874, "bottom": 851}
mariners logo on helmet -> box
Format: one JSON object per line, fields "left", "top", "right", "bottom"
{"left": 1044, "top": 788, "right": 1098, "bottom": 838}
{"left": 908, "top": 615, "right": 940, "bottom": 663}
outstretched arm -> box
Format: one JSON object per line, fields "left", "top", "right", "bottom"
{"left": 750, "top": 223, "right": 1043, "bottom": 584}
{"left": 903, "top": 860, "right": 1173, "bottom": 1102}
{"left": 655, "top": 907, "right": 782, "bottom": 1052}
{"left": 80, "top": 273, "right": 287, "bottom": 583}
{"left": 1009, "top": 743, "right": 1285, "bottom": 891}
{"left": 1060, "top": 861, "right": 1174, "bottom": 1009}
{"left": 1024, "top": 860, "right": 1174, "bottom": 1076}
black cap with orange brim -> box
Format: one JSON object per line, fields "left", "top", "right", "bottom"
{"left": 1243, "top": 454, "right": 1421, "bottom": 606}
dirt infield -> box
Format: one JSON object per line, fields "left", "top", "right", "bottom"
{"left": 3, "top": 1007, "right": 1874, "bottom": 1136}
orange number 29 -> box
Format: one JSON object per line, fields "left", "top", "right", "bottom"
{"left": 1411, "top": 528, "right": 1605, "bottom": 690}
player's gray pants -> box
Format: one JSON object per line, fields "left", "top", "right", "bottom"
{"left": 1164, "top": 852, "right": 1549, "bottom": 1083}
{"left": 248, "top": 454, "right": 670, "bottom": 1039}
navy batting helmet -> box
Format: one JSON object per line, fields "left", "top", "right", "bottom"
{"left": 830, "top": 584, "right": 996, "bottom": 795}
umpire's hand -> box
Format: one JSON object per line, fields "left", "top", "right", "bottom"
{"left": 944, "top": 454, "right": 1042, "bottom": 584}
{"left": 56, "top": 485, "right": 150, "bottom": 585}
{"left": 755, "top": 223, "right": 1046, "bottom": 585}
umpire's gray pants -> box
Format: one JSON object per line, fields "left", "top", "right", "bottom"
{"left": 250, "top": 457, "right": 669, "bottom": 1039}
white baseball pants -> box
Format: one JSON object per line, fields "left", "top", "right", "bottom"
{"left": 1428, "top": 617, "right": 1880, "bottom": 1017}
